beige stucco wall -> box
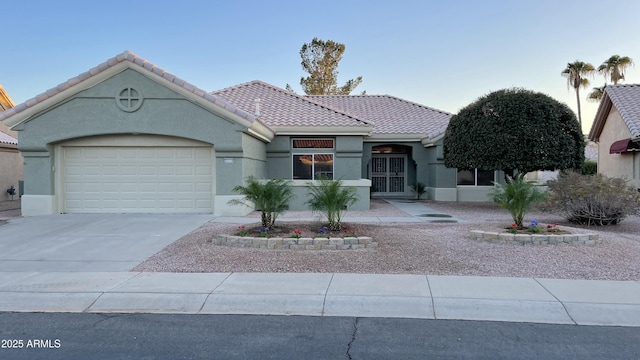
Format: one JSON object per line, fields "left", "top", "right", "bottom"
{"left": 0, "top": 145, "right": 23, "bottom": 201}
{"left": 597, "top": 106, "right": 638, "bottom": 187}
{"left": 0, "top": 121, "right": 23, "bottom": 201}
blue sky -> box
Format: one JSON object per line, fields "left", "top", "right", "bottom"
{"left": 3, "top": 0, "right": 639, "bottom": 134}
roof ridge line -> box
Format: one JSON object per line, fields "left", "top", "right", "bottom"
{"left": 306, "top": 93, "right": 452, "bottom": 116}
{"left": 213, "top": 80, "right": 374, "bottom": 126}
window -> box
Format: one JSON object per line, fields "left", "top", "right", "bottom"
{"left": 457, "top": 169, "right": 495, "bottom": 186}
{"left": 292, "top": 138, "right": 334, "bottom": 180}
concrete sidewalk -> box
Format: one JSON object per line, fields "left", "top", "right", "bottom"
{"left": 1, "top": 272, "right": 639, "bottom": 327}
{"left": 212, "top": 199, "right": 465, "bottom": 224}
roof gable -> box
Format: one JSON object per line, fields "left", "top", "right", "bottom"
{"left": 212, "top": 81, "right": 373, "bottom": 135}
{"left": 589, "top": 84, "right": 640, "bottom": 141}
{"left": 0, "top": 51, "right": 273, "bottom": 141}
{"left": 307, "top": 95, "right": 451, "bottom": 140}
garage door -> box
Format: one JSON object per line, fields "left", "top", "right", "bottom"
{"left": 63, "top": 146, "right": 213, "bottom": 213}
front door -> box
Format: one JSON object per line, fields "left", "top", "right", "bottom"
{"left": 371, "top": 155, "right": 407, "bottom": 195}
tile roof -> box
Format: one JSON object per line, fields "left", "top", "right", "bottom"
{"left": 212, "top": 81, "right": 372, "bottom": 129}
{"left": 306, "top": 95, "right": 451, "bottom": 138}
{"left": 604, "top": 84, "right": 640, "bottom": 138}
{"left": 0, "top": 51, "right": 258, "bottom": 125}
{"left": 0, "top": 130, "right": 17, "bottom": 145}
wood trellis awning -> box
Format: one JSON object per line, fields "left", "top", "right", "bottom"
{"left": 610, "top": 138, "right": 640, "bottom": 154}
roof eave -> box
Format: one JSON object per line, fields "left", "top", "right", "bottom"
{"left": 421, "top": 133, "right": 445, "bottom": 147}
{"left": 364, "top": 133, "right": 425, "bottom": 142}
{"left": 272, "top": 125, "right": 373, "bottom": 136}
{"left": 588, "top": 94, "right": 613, "bottom": 142}
{"left": 2, "top": 61, "right": 131, "bottom": 128}
{"left": 1, "top": 55, "right": 267, "bottom": 138}
{"left": 248, "top": 119, "right": 275, "bottom": 142}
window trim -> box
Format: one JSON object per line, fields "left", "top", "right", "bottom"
{"left": 292, "top": 153, "right": 334, "bottom": 180}
{"left": 457, "top": 168, "right": 496, "bottom": 187}
{"left": 291, "top": 138, "right": 335, "bottom": 180}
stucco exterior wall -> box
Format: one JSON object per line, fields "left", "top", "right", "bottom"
{"left": 425, "top": 138, "right": 457, "bottom": 201}
{"left": 266, "top": 135, "right": 364, "bottom": 181}
{"left": 287, "top": 179, "right": 371, "bottom": 211}
{"left": 597, "top": 106, "right": 637, "bottom": 187}
{"left": 262, "top": 135, "right": 369, "bottom": 210}
{"left": 13, "top": 69, "right": 265, "bottom": 215}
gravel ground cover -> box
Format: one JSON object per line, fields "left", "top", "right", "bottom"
{"left": 134, "top": 199, "right": 640, "bottom": 280}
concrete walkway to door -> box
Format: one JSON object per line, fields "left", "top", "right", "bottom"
{"left": 0, "top": 214, "right": 213, "bottom": 272}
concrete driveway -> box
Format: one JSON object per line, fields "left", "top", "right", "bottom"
{"left": 0, "top": 214, "right": 213, "bottom": 272}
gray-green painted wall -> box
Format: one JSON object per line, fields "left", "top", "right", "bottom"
{"left": 266, "top": 135, "right": 364, "bottom": 180}
{"left": 16, "top": 69, "right": 265, "bottom": 197}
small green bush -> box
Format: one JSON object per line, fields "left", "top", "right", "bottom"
{"left": 410, "top": 182, "right": 427, "bottom": 200}
{"left": 306, "top": 178, "right": 358, "bottom": 231}
{"left": 490, "top": 174, "right": 547, "bottom": 228}
{"left": 582, "top": 160, "right": 597, "bottom": 175}
{"left": 543, "top": 172, "right": 640, "bottom": 225}
{"left": 228, "top": 176, "right": 294, "bottom": 228}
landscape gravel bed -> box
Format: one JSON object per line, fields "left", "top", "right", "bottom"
{"left": 134, "top": 199, "right": 640, "bottom": 280}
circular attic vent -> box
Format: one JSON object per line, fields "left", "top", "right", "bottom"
{"left": 116, "top": 87, "right": 143, "bottom": 112}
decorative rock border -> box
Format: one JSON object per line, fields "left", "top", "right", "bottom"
{"left": 210, "top": 235, "right": 377, "bottom": 250}
{"left": 469, "top": 230, "right": 600, "bottom": 246}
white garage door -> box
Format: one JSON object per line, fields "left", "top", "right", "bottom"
{"left": 63, "top": 146, "right": 213, "bottom": 213}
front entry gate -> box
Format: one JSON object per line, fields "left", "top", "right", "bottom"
{"left": 370, "top": 155, "right": 407, "bottom": 195}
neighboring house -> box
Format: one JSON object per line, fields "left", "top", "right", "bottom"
{"left": 0, "top": 85, "right": 23, "bottom": 201}
{"left": 0, "top": 51, "right": 501, "bottom": 216}
{"left": 588, "top": 84, "right": 640, "bottom": 189}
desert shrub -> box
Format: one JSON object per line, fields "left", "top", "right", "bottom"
{"left": 490, "top": 174, "right": 547, "bottom": 228}
{"left": 582, "top": 160, "right": 597, "bottom": 175}
{"left": 544, "top": 172, "right": 640, "bottom": 225}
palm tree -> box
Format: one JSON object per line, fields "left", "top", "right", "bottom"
{"left": 228, "top": 176, "right": 294, "bottom": 228}
{"left": 306, "top": 178, "right": 358, "bottom": 231}
{"left": 587, "top": 84, "right": 607, "bottom": 103}
{"left": 490, "top": 174, "right": 547, "bottom": 229}
{"left": 597, "top": 55, "right": 634, "bottom": 84}
{"left": 561, "top": 61, "right": 595, "bottom": 128}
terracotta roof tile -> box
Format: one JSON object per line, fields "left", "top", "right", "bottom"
{"left": 306, "top": 95, "right": 451, "bottom": 138}
{"left": 605, "top": 84, "right": 640, "bottom": 138}
{"left": 212, "top": 81, "right": 372, "bottom": 129}
{"left": 0, "top": 51, "right": 258, "bottom": 126}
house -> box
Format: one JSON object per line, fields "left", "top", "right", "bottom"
{"left": 0, "top": 85, "right": 22, "bottom": 201}
{"left": 588, "top": 84, "right": 640, "bottom": 188}
{"left": 0, "top": 51, "right": 501, "bottom": 216}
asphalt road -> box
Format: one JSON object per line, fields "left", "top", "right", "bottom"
{"left": 1, "top": 313, "right": 638, "bottom": 360}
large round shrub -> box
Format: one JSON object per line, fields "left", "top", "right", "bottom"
{"left": 444, "top": 88, "right": 585, "bottom": 174}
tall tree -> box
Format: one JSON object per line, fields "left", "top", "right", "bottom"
{"left": 587, "top": 84, "right": 607, "bottom": 103}
{"left": 289, "top": 37, "right": 363, "bottom": 95}
{"left": 561, "top": 61, "right": 595, "bottom": 128}
{"left": 444, "top": 88, "right": 585, "bottom": 175}
{"left": 597, "top": 55, "right": 634, "bottom": 84}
